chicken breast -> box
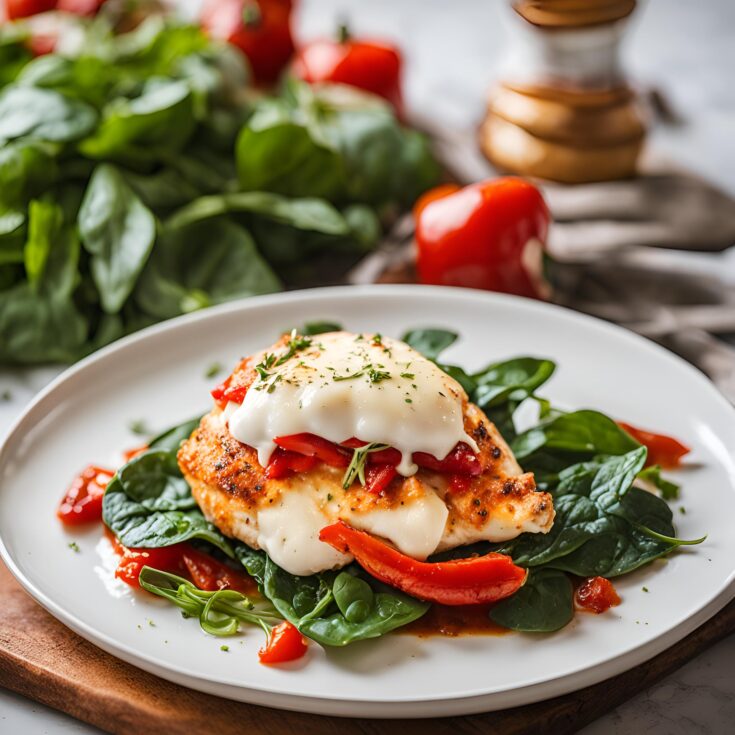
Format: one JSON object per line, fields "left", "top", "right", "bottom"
{"left": 178, "top": 332, "right": 554, "bottom": 575}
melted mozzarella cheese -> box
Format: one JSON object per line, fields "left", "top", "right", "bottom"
{"left": 228, "top": 331, "right": 478, "bottom": 476}
{"left": 253, "top": 476, "right": 449, "bottom": 576}
{"left": 256, "top": 490, "right": 353, "bottom": 575}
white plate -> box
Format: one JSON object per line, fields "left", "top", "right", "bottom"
{"left": 1, "top": 285, "right": 734, "bottom": 718}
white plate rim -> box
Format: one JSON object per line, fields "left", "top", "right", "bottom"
{"left": 1, "top": 284, "right": 734, "bottom": 717}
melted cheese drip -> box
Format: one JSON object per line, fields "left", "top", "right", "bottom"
{"left": 228, "top": 332, "right": 478, "bottom": 476}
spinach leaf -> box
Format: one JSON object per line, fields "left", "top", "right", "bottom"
{"left": 166, "top": 191, "right": 350, "bottom": 236}
{"left": 78, "top": 163, "right": 157, "bottom": 314}
{"left": 23, "top": 199, "right": 64, "bottom": 288}
{"left": 135, "top": 217, "right": 280, "bottom": 319}
{"left": 236, "top": 546, "right": 428, "bottom": 646}
{"left": 512, "top": 410, "right": 640, "bottom": 463}
{"left": 489, "top": 569, "right": 573, "bottom": 633}
{"left": 79, "top": 78, "right": 196, "bottom": 159}
{"left": 0, "top": 284, "right": 87, "bottom": 363}
{"left": 236, "top": 82, "right": 440, "bottom": 207}
{"left": 473, "top": 358, "right": 556, "bottom": 409}
{"left": 499, "top": 447, "right": 698, "bottom": 577}
{"left": 102, "top": 448, "right": 233, "bottom": 557}
{"left": 637, "top": 465, "right": 680, "bottom": 501}
{"left": 401, "top": 328, "right": 458, "bottom": 360}
{"left": 300, "top": 320, "right": 342, "bottom": 335}
{"left": 0, "top": 86, "right": 98, "bottom": 143}
{"left": 149, "top": 416, "right": 203, "bottom": 452}
{"left": 0, "top": 140, "right": 58, "bottom": 207}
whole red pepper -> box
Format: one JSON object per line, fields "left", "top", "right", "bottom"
{"left": 292, "top": 25, "right": 404, "bottom": 115}
{"left": 319, "top": 520, "right": 527, "bottom": 605}
{"left": 199, "top": 0, "right": 295, "bottom": 85}
{"left": 414, "top": 177, "right": 552, "bottom": 299}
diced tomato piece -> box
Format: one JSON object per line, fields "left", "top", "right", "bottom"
{"left": 6, "top": 0, "right": 56, "bottom": 20}
{"left": 576, "top": 577, "right": 621, "bottom": 614}
{"left": 364, "top": 463, "right": 397, "bottom": 494}
{"left": 258, "top": 621, "right": 308, "bottom": 664}
{"left": 57, "top": 465, "right": 113, "bottom": 525}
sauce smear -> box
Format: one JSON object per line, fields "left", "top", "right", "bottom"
{"left": 403, "top": 603, "right": 509, "bottom": 637}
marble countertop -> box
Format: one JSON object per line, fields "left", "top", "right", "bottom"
{"left": 1, "top": 0, "right": 734, "bottom": 732}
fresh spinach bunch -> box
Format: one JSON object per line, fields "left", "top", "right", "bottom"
{"left": 0, "top": 17, "right": 440, "bottom": 365}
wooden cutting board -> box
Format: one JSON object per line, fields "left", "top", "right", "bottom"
{"left": 1, "top": 561, "right": 733, "bottom": 735}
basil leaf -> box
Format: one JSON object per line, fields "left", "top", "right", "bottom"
{"left": 78, "top": 163, "right": 157, "bottom": 314}
{"left": 236, "top": 546, "right": 428, "bottom": 646}
{"left": 489, "top": 569, "right": 573, "bottom": 633}
{"left": 0, "top": 85, "right": 97, "bottom": 144}
{"left": 0, "top": 140, "right": 58, "bottom": 208}
{"left": 300, "top": 320, "right": 342, "bottom": 335}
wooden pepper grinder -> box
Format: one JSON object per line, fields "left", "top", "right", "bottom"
{"left": 480, "top": 0, "right": 647, "bottom": 183}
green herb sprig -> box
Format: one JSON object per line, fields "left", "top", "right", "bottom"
{"left": 342, "top": 443, "right": 389, "bottom": 489}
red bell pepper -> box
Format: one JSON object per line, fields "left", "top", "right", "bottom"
{"left": 274, "top": 433, "right": 350, "bottom": 468}
{"left": 258, "top": 621, "right": 308, "bottom": 664}
{"left": 57, "top": 465, "right": 114, "bottom": 525}
{"left": 415, "top": 177, "right": 551, "bottom": 299}
{"left": 199, "top": 0, "right": 295, "bottom": 85}
{"left": 364, "top": 463, "right": 397, "bottom": 494}
{"left": 265, "top": 447, "right": 318, "bottom": 479}
{"left": 618, "top": 422, "right": 690, "bottom": 469}
{"left": 319, "top": 521, "right": 526, "bottom": 605}
{"left": 292, "top": 25, "right": 403, "bottom": 115}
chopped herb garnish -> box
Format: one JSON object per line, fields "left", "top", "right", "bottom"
{"left": 129, "top": 419, "right": 149, "bottom": 436}
{"left": 372, "top": 333, "right": 383, "bottom": 345}
{"left": 342, "top": 442, "right": 389, "bottom": 489}
{"left": 275, "top": 329, "right": 312, "bottom": 366}
{"left": 68, "top": 541, "right": 80, "bottom": 552}
{"left": 205, "top": 362, "right": 223, "bottom": 379}
{"left": 679, "top": 507, "right": 686, "bottom": 515}
{"left": 368, "top": 368, "right": 391, "bottom": 384}
{"left": 326, "top": 493, "right": 333, "bottom": 501}
{"left": 148, "top": 619, "right": 155, "bottom": 627}
{"left": 405, "top": 398, "right": 413, "bottom": 404}
{"left": 400, "top": 372, "right": 415, "bottom": 380}
{"left": 220, "top": 644, "right": 229, "bottom": 652}
{"left": 642, "top": 587, "right": 649, "bottom": 593}
{"left": 334, "top": 371, "right": 364, "bottom": 382}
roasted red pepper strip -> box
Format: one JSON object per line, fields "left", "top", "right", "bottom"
{"left": 265, "top": 448, "right": 318, "bottom": 479}
{"left": 57, "top": 465, "right": 114, "bottom": 525}
{"left": 618, "top": 422, "right": 690, "bottom": 469}
{"left": 414, "top": 177, "right": 551, "bottom": 299}
{"left": 292, "top": 26, "right": 404, "bottom": 115}
{"left": 258, "top": 621, "right": 308, "bottom": 664}
{"left": 274, "top": 433, "right": 350, "bottom": 468}
{"left": 319, "top": 521, "right": 527, "bottom": 605}
{"left": 364, "top": 463, "right": 397, "bottom": 494}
